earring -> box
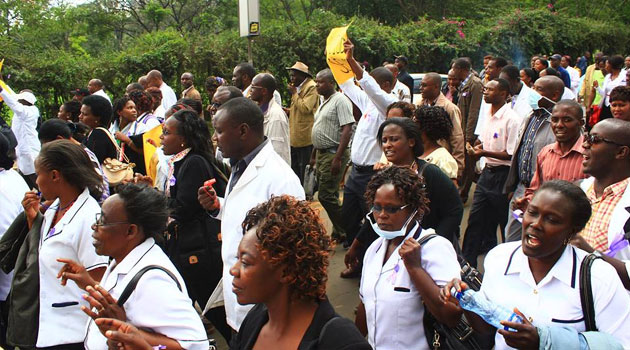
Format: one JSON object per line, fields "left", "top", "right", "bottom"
{"left": 181, "top": 143, "right": 185, "bottom": 147}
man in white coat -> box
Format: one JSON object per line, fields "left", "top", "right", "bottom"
{"left": 147, "top": 70, "right": 177, "bottom": 112}
{"left": 0, "top": 85, "right": 40, "bottom": 187}
{"left": 198, "top": 97, "right": 304, "bottom": 332}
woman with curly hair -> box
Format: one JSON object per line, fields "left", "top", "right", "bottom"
{"left": 386, "top": 101, "right": 415, "bottom": 119}
{"left": 230, "top": 195, "right": 371, "bottom": 350}
{"left": 356, "top": 166, "right": 461, "bottom": 350}
{"left": 414, "top": 106, "right": 458, "bottom": 182}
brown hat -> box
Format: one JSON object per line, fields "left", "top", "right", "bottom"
{"left": 286, "top": 61, "right": 312, "bottom": 77}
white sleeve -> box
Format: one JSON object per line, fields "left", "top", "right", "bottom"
{"left": 339, "top": 78, "right": 369, "bottom": 113}
{"left": 420, "top": 236, "right": 461, "bottom": 286}
{"left": 0, "top": 89, "right": 27, "bottom": 116}
{"left": 506, "top": 113, "right": 521, "bottom": 156}
{"left": 358, "top": 74, "right": 398, "bottom": 116}
{"left": 590, "top": 259, "right": 630, "bottom": 347}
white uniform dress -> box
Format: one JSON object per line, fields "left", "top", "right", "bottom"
{"left": 37, "top": 188, "right": 109, "bottom": 347}
{"left": 480, "top": 242, "right": 630, "bottom": 350}
{"left": 360, "top": 225, "right": 460, "bottom": 350}
{"left": 84, "top": 238, "right": 209, "bottom": 350}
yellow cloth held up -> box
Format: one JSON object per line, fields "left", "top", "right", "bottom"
{"left": 326, "top": 25, "right": 354, "bottom": 85}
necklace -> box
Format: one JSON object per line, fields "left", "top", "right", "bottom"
{"left": 47, "top": 199, "right": 76, "bottom": 238}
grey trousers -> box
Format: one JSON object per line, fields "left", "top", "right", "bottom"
{"left": 505, "top": 183, "right": 526, "bottom": 242}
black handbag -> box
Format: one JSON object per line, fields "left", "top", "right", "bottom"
{"left": 580, "top": 253, "right": 601, "bottom": 331}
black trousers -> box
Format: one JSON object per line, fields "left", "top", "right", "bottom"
{"left": 462, "top": 165, "right": 510, "bottom": 268}
{"left": 342, "top": 165, "right": 376, "bottom": 245}
{"left": 291, "top": 145, "right": 313, "bottom": 185}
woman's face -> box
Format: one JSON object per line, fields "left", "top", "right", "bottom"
{"left": 119, "top": 100, "right": 138, "bottom": 123}
{"left": 521, "top": 189, "right": 576, "bottom": 260}
{"left": 58, "top": 105, "right": 70, "bottom": 121}
{"left": 229, "top": 227, "right": 283, "bottom": 305}
{"left": 34, "top": 157, "right": 58, "bottom": 201}
{"left": 381, "top": 124, "right": 415, "bottom": 165}
{"left": 160, "top": 117, "right": 186, "bottom": 155}
{"left": 520, "top": 70, "right": 531, "bottom": 86}
{"left": 79, "top": 104, "right": 100, "bottom": 128}
{"left": 611, "top": 100, "right": 630, "bottom": 121}
{"left": 372, "top": 183, "right": 413, "bottom": 231}
{"left": 91, "top": 195, "right": 131, "bottom": 259}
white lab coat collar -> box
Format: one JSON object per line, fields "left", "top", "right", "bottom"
{"left": 101, "top": 238, "right": 157, "bottom": 291}
{"left": 42, "top": 187, "right": 91, "bottom": 242}
{"left": 226, "top": 142, "right": 275, "bottom": 194}
{"left": 505, "top": 244, "right": 578, "bottom": 289}
{"left": 371, "top": 223, "right": 426, "bottom": 273}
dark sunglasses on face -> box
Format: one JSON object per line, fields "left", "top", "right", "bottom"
{"left": 585, "top": 133, "right": 629, "bottom": 147}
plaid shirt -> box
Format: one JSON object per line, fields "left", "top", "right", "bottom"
{"left": 581, "top": 177, "right": 630, "bottom": 251}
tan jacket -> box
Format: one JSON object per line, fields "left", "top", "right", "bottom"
{"left": 418, "top": 93, "right": 465, "bottom": 177}
{"left": 289, "top": 78, "right": 319, "bottom": 147}
{"left": 182, "top": 86, "right": 202, "bottom": 101}
{"left": 457, "top": 74, "right": 483, "bottom": 142}
{"left": 579, "top": 64, "right": 596, "bottom": 104}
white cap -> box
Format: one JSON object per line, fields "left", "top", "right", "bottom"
{"left": 15, "top": 91, "right": 36, "bottom": 105}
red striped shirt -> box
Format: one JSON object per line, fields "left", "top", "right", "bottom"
{"left": 524, "top": 134, "right": 587, "bottom": 200}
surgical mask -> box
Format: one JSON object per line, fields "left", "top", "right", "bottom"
{"left": 528, "top": 89, "right": 556, "bottom": 112}
{"left": 367, "top": 210, "right": 418, "bottom": 240}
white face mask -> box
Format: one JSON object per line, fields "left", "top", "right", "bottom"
{"left": 367, "top": 210, "right": 418, "bottom": 240}
{"left": 528, "top": 89, "right": 556, "bottom": 113}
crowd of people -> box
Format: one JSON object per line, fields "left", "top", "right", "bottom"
{"left": 0, "top": 36, "right": 629, "bottom": 350}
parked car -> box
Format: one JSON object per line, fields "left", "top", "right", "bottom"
{"left": 410, "top": 73, "right": 448, "bottom": 103}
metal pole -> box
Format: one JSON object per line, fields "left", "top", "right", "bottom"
{"left": 247, "top": 37, "right": 253, "bottom": 64}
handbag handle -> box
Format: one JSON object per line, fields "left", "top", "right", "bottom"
{"left": 96, "top": 127, "right": 130, "bottom": 163}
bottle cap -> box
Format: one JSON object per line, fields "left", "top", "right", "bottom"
{"left": 450, "top": 286, "right": 463, "bottom": 300}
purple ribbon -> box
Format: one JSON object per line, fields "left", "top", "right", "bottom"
{"left": 605, "top": 234, "right": 629, "bottom": 257}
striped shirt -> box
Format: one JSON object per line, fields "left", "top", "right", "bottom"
{"left": 517, "top": 109, "right": 550, "bottom": 185}
{"left": 524, "top": 134, "right": 587, "bottom": 200}
{"left": 311, "top": 91, "right": 355, "bottom": 150}
{"left": 581, "top": 177, "right": 630, "bottom": 251}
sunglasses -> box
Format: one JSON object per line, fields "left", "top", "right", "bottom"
{"left": 371, "top": 204, "right": 410, "bottom": 214}
{"left": 584, "top": 133, "right": 629, "bottom": 147}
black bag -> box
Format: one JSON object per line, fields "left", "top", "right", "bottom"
{"left": 580, "top": 253, "right": 601, "bottom": 331}
{"left": 117, "top": 265, "right": 181, "bottom": 306}
{"left": 416, "top": 234, "right": 484, "bottom": 350}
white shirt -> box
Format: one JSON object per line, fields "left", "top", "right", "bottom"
{"left": 0, "top": 169, "right": 29, "bottom": 300}
{"left": 597, "top": 70, "right": 627, "bottom": 107}
{"left": 561, "top": 87, "right": 577, "bottom": 101}
{"left": 0, "top": 89, "right": 41, "bottom": 175}
{"left": 567, "top": 66, "right": 581, "bottom": 95}
{"left": 84, "top": 238, "right": 209, "bottom": 350}
{"left": 92, "top": 89, "right": 111, "bottom": 104}
{"left": 154, "top": 105, "right": 166, "bottom": 121}
{"left": 130, "top": 112, "right": 161, "bottom": 135}
{"left": 340, "top": 72, "right": 398, "bottom": 166}
{"left": 37, "top": 188, "right": 109, "bottom": 347}
{"left": 475, "top": 84, "right": 533, "bottom": 137}
{"left": 360, "top": 226, "right": 460, "bottom": 350}
{"left": 160, "top": 82, "right": 178, "bottom": 111}
{"left": 244, "top": 85, "right": 283, "bottom": 106}
{"left": 391, "top": 80, "right": 411, "bottom": 103}
{"left": 263, "top": 98, "right": 291, "bottom": 165}
{"left": 479, "top": 103, "right": 520, "bottom": 166}
{"left": 480, "top": 242, "right": 630, "bottom": 350}
{"left": 215, "top": 142, "right": 304, "bottom": 330}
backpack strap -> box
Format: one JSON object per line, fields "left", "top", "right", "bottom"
{"left": 117, "top": 265, "right": 182, "bottom": 307}
{"left": 579, "top": 253, "right": 601, "bottom": 331}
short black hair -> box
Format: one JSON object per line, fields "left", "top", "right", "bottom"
{"left": 62, "top": 101, "right": 82, "bottom": 123}
{"left": 452, "top": 58, "right": 471, "bottom": 70}
{"left": 491, "top": 57, "right": 508, "bottom": 69}
{"left": 217, "top": 97, "right": 264, "bottom": 134}
{"left": 536, "top": 180, "right": 591, "bottom": 233}
{"left": 178, "top": 98, "right": 203, "bottom": 115}
{"left": 494, "top": 78, "right": 511, "bottom": 94}
{"left": 235, "top": 62, "right": 256, "bottom": 79}
{"left": 316, "top": 69, "right": 335, "bottom": 83}
{"left": 256, "top": 73, "right": 277, "bottom": 93}
{"left": 115, "top": 183, "right": 168, "bottom": 240}
{"left": 126, "top": 83, "right": 144, "bottom": 93}
{"left": 536, "top": 58, "right": 550, "bottom": 68}
{"left": 610, "top": 86, "right": 630, "bottom": 103}
{"left": 377, "top": 117, "right": 424, "bottom": 157}
{"left": 521, "top": 68, "right": 538, "bottom": 83}
{"left": 223, "top": 86, "right": 244, "bottom": 99}
{"left": 0, "top": 133, "right": 14, "bottom": 170}
{"left": 414, "top": 106, "right": 453, "bottom": 143}
{"left": 543, "top": 67, "right": 560, "bottom": 78}
{"left": 371, "top": 66, "right": 395, "bottom": 85}
{"left": 82, "top": 95, "right": 113, "bottom": 127}
{"left": 501, "top": 65, "right": 520, "bottom": 82}
{"left": 39, "top": 119, "right": 72, "bottom": 143}
{"left": 609, "top": 55, "right": 625, "bottom": 70}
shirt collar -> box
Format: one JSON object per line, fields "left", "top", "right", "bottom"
{"left": 230, "top": 138, "right": 269, "bottom": 168}
{"left": 490, "top": 103, "right": 511, "bottom": 119}
{"left": 107, "top": 238, "right": 157, "bottom": 277}
{"left": 506, "top": 244, "right": 578, "bottom": 288}
{"left": 551, "top": 134, "right": 585, "bottom": 157}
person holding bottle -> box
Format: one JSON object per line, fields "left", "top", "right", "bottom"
{"left": 441, "top": 180, "right": 630, "bottom": 349}
{"left": 356, "top": 166, "right": 462, "bottom": 350}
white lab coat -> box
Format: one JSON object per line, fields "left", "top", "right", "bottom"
{"left": 92, "top": 89, "right": 111, "bottom": 105}
{"left": 215, "top": 142, "right": 304, "bottom": 330}
{"left": 84, "top": 238, "right": 209, "bottom": 350}
{"left": 359, "top": 225, "right": 460, "bottom": 350}
{"left": 0, "top": 89, "right": 40, "bottom": 175}
{"left": 160, "top": 82, "right": 178, "bottom": 111}
{"left": 580, "top": 177, "right": 630, "bottom": 279}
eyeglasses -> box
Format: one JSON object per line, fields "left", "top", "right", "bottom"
{"left": 584, "top": 133, "right": 629, "bottom": 147}
{"left": 93, "top": 213, "right": 130, "bottom": 228}
{"left": 249, "top": 85, "right": 263, "bottom": 90}
{"left": 371, "top": 204, "right": 410, "bottom": 214}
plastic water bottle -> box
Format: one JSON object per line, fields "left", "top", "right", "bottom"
{"left": 451, "top": 287, "right": 523, "bottom": 331}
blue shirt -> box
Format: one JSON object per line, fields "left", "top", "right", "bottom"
{"left": 557, "top": 66, "right": 572, "bottom": 88}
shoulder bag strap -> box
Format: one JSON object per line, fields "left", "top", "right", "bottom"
{"left": 117, "top": 265, "right": 182, "bottom": 306}
{"left": 95, "top": 127, "right": 130, "bottom": 162}
{"left": 579, "top": 253, "right": 600, "bottom": 331}
{"left": 417, "top": 233, "right": 437, "bottom": 246}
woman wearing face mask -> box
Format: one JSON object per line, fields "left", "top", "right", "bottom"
{"left": 441, "top": 180, "right": 630, "bottom": 349}
{"left": 343, "top": 118, "right": 463, "bottom": 278}
{"left": 230, "top": 195, "right": 371, "bottom": 350}
{"left": 355, "top": 166, "right": 461, "bottom": 350}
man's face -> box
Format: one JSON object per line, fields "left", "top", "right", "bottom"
{"left": 180, "top": 74, "right": 193, "bottom": 89}
{"left": 531, "top": 56, "right": 539, "bottom": 69}
{"left": 625, "top": 57, "right": 630, "bottom": 69}
{"left": 626, "top": 70, "right": 630, "bottom": 87}
{"left": 447, "top": 70, "right": 460, "bottom": 88}
{"left": 483, "top": 80, "right": 503, "bottom": 104}
{"left": 582, "top": 121, "right": 627, "bottom": 177}
{"left": 394, "top": 58, "right": 405, "bottom": 71}
{"left": 483, "top": 57, "right": 491, "bottom": 68}
{"left": 420, "top": 76, "right": 439, "bottom": 100}
{"left": 485, "top": 60, "right": 501, "bottom": 80}
{"left": 289, "top": 70, "right": 306, "bottom": 87}
{"left": 534, "top": 59, "right": 546, "bottom": 72}
{"left": 209, "top": 87, "right": 230, "bottom": 117}
{"left": 550, "top": 58, "right": 560, "bottom": 69}
{"left": 232, "top": 67, "right": 245, "bottom": 90}
{"left": 560, "top": 57, "right": 569, "bottom": 68}
{"left": 550, "top": 104, "right": 582, "bottom": 144}
{"left": 249, "top": 77, "right": 264, "bottom": 102}
{"left": 451, "top": 65, "right": 465, "bottom": 81}
{"left": 533, "top": 78, "right": 558, "bottom": 109}
{"left": 315, "top": 75, "right": 334, "bottom": 96}
{"left": 212, "top": 110, "right": 243, "bottom": 159}
{"left": 87, "top": 80, "right": 98, "bottom": 94}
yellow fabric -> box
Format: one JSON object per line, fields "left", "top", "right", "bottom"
{"left": 143, "top": 124, "right": 162, "bottom": 185}
{"left": 288, "top": 78, "right": 319, "bottom": 147}
{"left": 326, "top": 25, "right": 354, "bottom": 85}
